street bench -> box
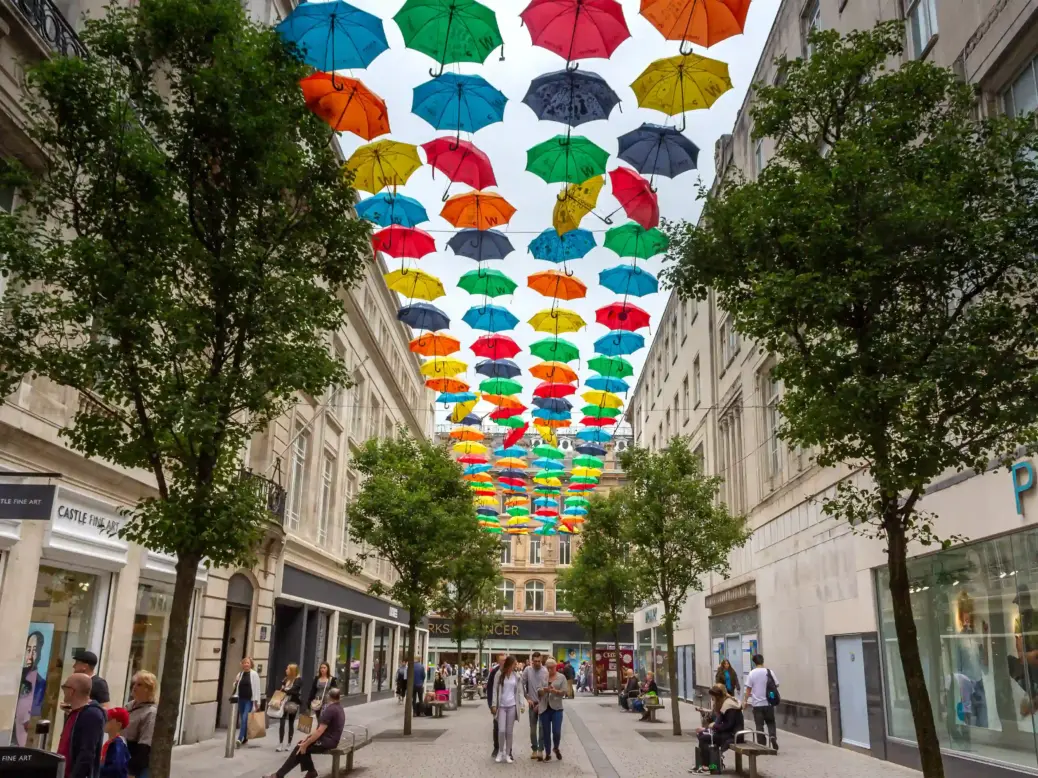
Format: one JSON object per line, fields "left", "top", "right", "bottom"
{"left": 463, "top": 687, "right": 479, "bottom": 700}
{"left": 329, "top": 725, "right": 371, "bottom": 777}
{"left": 731, "top": 732, "right": 777, "bottom": 778}
{"left": 429, "top": 700, "right": 449, "bottom": 718}
{"left": 642, "top": 701, "right": 665, "bottom": 723}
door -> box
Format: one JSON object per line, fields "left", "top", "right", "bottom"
{"left": 683, "top": 645, "right": 695, "bottom": 699}
{"left": 725, "top": 634, "right": 741, "bottom": 678}
{"left": 835, "top": 636, "right": 870, "bottom": 748}
{"left": 216, "top": 605, "right": 250, "bottom": 728}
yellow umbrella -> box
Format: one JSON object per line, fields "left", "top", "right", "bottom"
{"left": 553, "top": 176, "right": 604, "bottom": 235}
{"left": 534, "top": 422, "right": 558, "bottom": 446}
{"left": 453, "top": 441, "right": 488, "bottom": 455}
{"left": 529, "top": 308, "right": 586, "bottom": 334}
{"left": 384, "top": 268, "right": 445, "bottom": 301}
{"left": 534, "top": 476, "right": 563, "bottom": 488}
{"left": 572, "top": 467, "right": 603, "bottom": 478}
{"left": 496, "top": 457, "right": 528, "bottom": 470}
{"left": 450, "top": 428, "right": 484, "bottom": 442}
{"left": 421, "top": 357, "right": 468, "bottom": 378}
{"left": 631, "top": 53, "right": 733, "bottom": 130}
{"left": 345, "top": 139, "right": 422, "bottom": 193}
{"left": 506, "top": 497, "right": 529, "bottom": 507}
{"left": 450, "top": 399, "right": 477, "bottom": 423}
{"left": 475, "top": 495, "right": 499, "bottom": 507}
{"left": 582, "top": 390, "right": 624, "bottom": 409}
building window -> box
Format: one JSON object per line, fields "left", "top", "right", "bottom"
{"left": 801, "top": 0, "right": 821, "bottom": 59}
{"left": 665, "top": 410, "right": 672, "bottom": 442}
{"left": 341, "top": 469, "right": 358, "bottom": 557}
{"left": 558, "top": 535, "right": 572, "bottom": 566}
{"left": 317, "top": 453, "right": 335, "bottom": 544}
{"left": 125, "top": 581, "right": 173, "bottom": 712}
{"left": 525, "top": 580, "right": 545, "bottom": 612}
{"left": 368, "top": 394, "right": 380, "bottom": 439}
{"left": 555, "top": 585, "right": 570, "bottom": 613}
{"left": 680, "top": 299, "right": 689, "bottom": 341}
{"left": 498, "top": 579, "right": 515, "bottom": 611}
{"left": 529, "top": 536, "right": 542, "bottom": 565}
{"left": 371, "top": 624, "right": 393, "bottom": 692}
{"left": 327, "top": 339, "right": 346, "bottom": 422}
{"left": 753, "top": 137, "right": 765, "bottom": 176}
{"left": 693, "top": 442, "right": 706, "bottom": 471}
{"left": 286, "top": 428, "right": 310, "bottom": 530}
{"left": 501, "top": 537, "right": 513, "bottom": 565}
{"left": 672, "top": 393, "right": 679, "bottom": 435}
{"left": 0, "top": 185, "right": 13, "bottom": 304}
{"left": 652, "top": 434, "right": 657, "bottom": 450}
{"left": 663, "top": 335, "right": 670, "bottom": 377}
{"left": 335, "top": 618, "right": 366, "bottom": 696}
{"left": 718, "top": 401, "right": 745, "bottom": 513}
{"left": 650, "top": 367, "right": 656, "bottom": 398}
{"left": 350, "top": 375, "right": 365, "bottom": 439}
{"left": 761, "top": 372, "right": 784, "bottom": 487}
{"left": 670, "top": 315, "right": 679, "bottom": 362}
{"left": 693, "top": 357, "right": 702, "bottom": 408}
{"left": 1004, "top": 54, "right": 1038, "bottom": 118}
{"left": 905, "top": 0, "right": 938, "bottom": 60}
{"left": 682, "top": 376, "right": 691, "bottom": 424}
{"left": 719, "top": 316, "right": 739, "bottom": 369}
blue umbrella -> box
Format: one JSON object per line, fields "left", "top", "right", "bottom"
{"left": 356, "top": 193, "right": 428, "bottom": 228}
{"left": 523, "top": 69, "right": 620, "bottom": 127}
{"left": 563, "top": 507, "right": 588, "bottom": 516}
{"left": 465, "top": 464, "right": 493, "bottom": 475}
{"left": 398, "top": 302, "right": 449, "bottom": 331}
{"left": 594, "top": 331, "right": 646, "bottom": 356}
{"left": 498, "top": 469, "right": 528, "bottom": 480}
{"left": 600, "top": 265, "right": 659, "bottom": 297}
{"left": 532, "top": 396, "right": 573, "bottom": 412}
{"left": 476, "top": 359, "right": 522, "bottom": 379}
{"left": 460, "top": 413, "right": 482, "bottom": 426}
{"left": 436, "top": 391, "right": 477, "bottom": 403}
{"left": 477, "top": 507, "right": 500, "bottom": 516}
{"left": 494, "top": 446, "right": 528, "bottom": 458}
{"left": 463, "top": 305, "right": 519, "bottom": 333}
{"left": 412, "top": 73, "right": 507, "bottom": 133}
{"left": 618, "top": 123, "right": 700, "bottom": 180}
{"left": 534, "top": 497, "right": 556, "bottom": 508}
{"left": 532, "top": 408, "right": 570, "bottom": 421}
{"left": 577, "top": 428, "right": 612, "bottom": 443}
{"left": 586, "top": 375, "right": 629, "bottom": 393}
{"left": 528, "top": 228, "right": 596, "bottom": 263}
{"left": 448, "top": 229, "right": 515, "bottom": 261}
{"left": 577, "top": 443, "right": 607, "bottom": 456}
{"left": 277, "top": 1, "right": 388, "bottom": 71}
{"left": 533, "top": 458, "right": 566, "bottom": 471}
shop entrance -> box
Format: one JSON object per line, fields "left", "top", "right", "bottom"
{"left": 216, "top": 574, "right": 253, "bottom": 728}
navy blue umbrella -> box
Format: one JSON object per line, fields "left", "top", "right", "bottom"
{"left": 532, "top": 396, "right": 573, "bottom": 412}
{"left": 577, "top": 444, "right": 607, "bottom": 456}
{"left": 460, "top": 413, "right": 482, "bottom": 426}
{"left": 477, "top": 507, "right": 500, "bottom": 516}
{"left": 618, "top": 123, "right": 700, "bottom": 179}
{"left": 448, "top": 229, "right": 515, "bottom": 261}
{"left": 397, "top": 302, "right": 449, "bottom": 331}
{"left": 476, "top": 358, "right": 522, "bottom": 379}
{"left": 523, "top": 70, "right": 620, "bottom": 128}
{"left": 498, "top": 469, "right": 528, "bottom": 480}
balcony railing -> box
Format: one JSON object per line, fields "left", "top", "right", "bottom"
{"left": 12, "top": 0, "right": 88, "bottom": 58}
{"left": 241, "top": 468, "right": 287, "bottom": 526}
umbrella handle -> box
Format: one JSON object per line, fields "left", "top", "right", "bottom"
{"left": 566, "top": 60, "right": 580, "bottom": 73}
{"left": 678, "top": 112, "right": 688, "bottom": 133}
{"left": 679, "top": 38, "right": 695, "bottom": 57}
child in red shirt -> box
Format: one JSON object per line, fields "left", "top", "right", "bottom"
{"left": 100, "top": 707, "right": 130, "bottom": 778}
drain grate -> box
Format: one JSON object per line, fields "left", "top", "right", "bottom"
{"left": 637, "top": 730, "right": 697, "bottom": 740}
{"left": 599, "top": 703, "right": 617, "bottom": 708}
{"left": 373, "top": 728, "right": 446, "bottom": 741}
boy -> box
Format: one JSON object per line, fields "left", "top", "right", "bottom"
{"left": 101, "top": 707, "right": 131, "bottom": 778}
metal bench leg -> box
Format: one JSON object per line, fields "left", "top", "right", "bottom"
{"left": 331, "top": 753, "right": 341, "bottom": 778}
{"left": 748, "top": 754, "right": 758, "bottom": 778}
{"left": 347, "top": 751, "right": 355, "bottom": 773}
{"left": 735, "top": 751, "right": 743, "bottom": 775}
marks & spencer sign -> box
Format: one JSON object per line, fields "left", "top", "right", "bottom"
{"left": 0, "top": 485, "right": 56, "bottom": 521}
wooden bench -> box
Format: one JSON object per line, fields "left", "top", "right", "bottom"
{"left": 641, "top": 701, "right": 665, "bottom": 723}
{"left": 731, "top": 734, "right": 777, "bottom": 778}
{"left": 429, "top": 700, "right": 449, "bottom": 718}
{"left": 329, "top": 725, "right": 371, "bottom": 777}
{"left": 463, "top": 687, "right": 479, "bottom": 700}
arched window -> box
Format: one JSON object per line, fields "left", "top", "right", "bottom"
{"left": 497, "top": 579, "right": 515, "bottom": 611}
{"left": 525, "top": 580, "right": 545, "bottom": 612}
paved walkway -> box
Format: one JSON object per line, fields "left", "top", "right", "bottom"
{"left": 171, "top": 694, "right": 924, "bottom": 777}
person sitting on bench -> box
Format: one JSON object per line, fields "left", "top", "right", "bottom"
{"left": 265, "top": 687, "right": 345, "bottom": 778}
{"left": 691, "top": 684, "right": 744, "bottom": 775}
{"left": 619, "top": 669, "right": 640, "bottom": 710}
{"left": 638, "top": 672, "right": 660, "bottom": 721}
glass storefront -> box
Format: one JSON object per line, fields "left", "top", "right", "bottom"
{"left": 636, "top": 629, "right": 653, "bottom": 680}
{"left": 371, "top": 624, "right": 393, "bottom": 692}
{"left": 877, "top": 528, "right": 1038, "bottom": 770}
{"left": 335, "top": 618, "right": 367, "bottom": 696}
{"left": 655, "top": 626, "right": 670, "bottom": 691}
{"left": 124, "top": 581, "right": 173, "bottom": 705}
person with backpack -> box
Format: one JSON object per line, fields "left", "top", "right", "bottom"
{"left": 743, "top": 654, "right": 780, "bottom": 752}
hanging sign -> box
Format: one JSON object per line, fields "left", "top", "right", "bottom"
{"left": 0, "top": 485, "right": 56, "bottom": 521}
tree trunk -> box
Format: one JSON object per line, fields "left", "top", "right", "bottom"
{"left": 887, "top": 518, "right": 945, "bottom": 778}
{"left": 664, "top": 609, "right": 681, "bottom": 736}
{"left": 457, "top": 634, "right": 464, "bottom": 707}
{"left": 404, "top": 619, "right": 416, "bottom": 735}
{"left": 590, "top": 625, "right": 598, "bottom": 696}
{"left": 614, "top": 628, "right": 623, "bottom": 695}
{"left": 477, "top": 632, "right": 486, "bottom": 676}
{"left": 149, "top": 551, "right": 201, "bottom": 778}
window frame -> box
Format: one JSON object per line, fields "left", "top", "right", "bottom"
{"left": 500, "top": 537, "right": 513, "bottom": 565}
{"left": 558, "top": 535, "right": 572, "bottom": 566}
{"left": 286, "top": 427, "right": 310, "bottom": 531}
{"left": 317, "top": 452, "right": 335, "bottom": 544}
{"left": 801, "top": 0, "right": 821, "bottom": 60}
{"left": 1003, "top": 54, "right": 1038, "bottom": 118}
{"left": 904, "top": 0, "right": 938, "bottom": 61}
{"left": 498, "top": 579, "right": 515, "bottom": 611}
{"left": 529, "top": 536, "right": 542, "bottom": 565}
{"left": 524, "top": 580, "right": 545, "bottom": 612}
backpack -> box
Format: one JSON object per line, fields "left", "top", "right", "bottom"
{"left": 765, "top": 670, "right": 781, "bottom": 707}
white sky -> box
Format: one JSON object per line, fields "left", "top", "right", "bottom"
{"left": 334, "top": 0, "right": 782, "bottom": 428}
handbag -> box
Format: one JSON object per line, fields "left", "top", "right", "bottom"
{"left": 284, "top": 701, "right": 300, "bottom": 716}
{"left": 297, "top": 713, "right": 314, "bottom": 734}
{"left": 267, "top": 690, "right": 286, "bottom": 720}
{"left": 246, "top": 710, "right": 267, "bottom": 740}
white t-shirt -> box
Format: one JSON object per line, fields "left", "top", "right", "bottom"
{"left": 745, "top": 667, "right": 778, "bottom": 708}
{"left": 498, "top": 673, "right": 519, "bottom": 708}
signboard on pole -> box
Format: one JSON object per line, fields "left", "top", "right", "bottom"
{"left": 0, "top": 747, "right": 63, "bottom": 778}
{"left": 0, "top": 485, "right": 56, "bottom": 521}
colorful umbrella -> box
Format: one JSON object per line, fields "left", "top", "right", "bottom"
{"left": 532, "top": 397, "right": 573, "bottom": 412}
{"left": 472, "top": 334, "right": 521, "bottom": 360}
{"left": 428, "top": 377, "right": 470, "bottom": 393}
{"left": 372, "top": 226, "right": 436, "bottom": 260}
{"left": 447, "top": 228, "right": 514, "bottom": 261}
{"left": 535, "top": 382, "right": 577, "bottom": 398}
{"left": 520, "top": 0, "right": 631, "bottom": 61}
{"left": 532, "top": 408, "right": 571, "bottom": 421}
{"left": 421, "top": 138, "right": 497, "bottom": 191}
{"left": 413, "top": 73, "right": 507, "bottom": 133}
{"left": 529, "top": 337, "right": 581, "bottom": 362}
{"left": 480, "top": 377, "right": 523, "bottom": 395}
{"left": 398, "top": 302, "right": 450, "bottom": 331}
{"left": 277, "top": 1, "right": 388, "bottom": 71}
{"left": 618, "top": 123, "right": 700, "bottom": 179}
{"left": 576, "top": 443, "right": 606, "bottom": 456}
{"left": 410, "top": 332, "right": 460, "bottom": 357}
{"left": 490, "top": 406, "right": 524, "bottom": 420}
{"left": 507, "top": 505, "right": 531, "bottom": 516}
{"left": 599, "top": 265, "right": 659, "bottom": 297}
{"left": 533, "top": 458, "right": 566, "bottom": 470}
{"left": 641, "top": 0, "right": 751, "bottom": 49}
{"left": 483, "top": 393, "right": 525, "bottom": 408}
{"left": 463, "top": 305, "right": 520, "bottom": 332}
{"left": 451, "top": 427, "right": 483, "bottom": 442}
{"left": 563, "top": 507, "right": 588, "bottom": 516}
{"left": 534, "top": 508, "right": 560, "bottom": 518}
{"left": 534, "top": 444, "right": 565, "bottom": 459}
{"left": 529, "top": 361, "right": 579, "bottom": 383}
{"left": 458, "top": 268, "right": 518, "bottom": 297}
{"left": 300, "top": 74, "right": 389, "bottom": 139}
{"left": 468, "top": 464, "right": 494, "bottom": 474}
{"left": 442, "top": 191, "right": 517, "bottom": 230}
{"left": 578, "top": 428, "right": 613, "bottom": 443}
{"left": 506, "top": 496, "right": 530, "bottom": 506}
{"left": 586, "top": 375, "right": 630, "bottom": 393}
{"left": 527, "top": 270, "right": 588, "bottom": 301}
{"left": 580, "top": 415, "right": 614, "bottom": 427}
{"left": 438, "top": 391, "right": 478, "bottom": 403}
{"left": 503, "top": 422, "right": 529, "bottom": 449}
{"left": 459, "top": 414, "right": 484, "bottom": 426}
{"left": 526, "top": 136, "right": 610, "bottom": 185}
{"left": 385, "top": 268, "right": 445, "bottom": 301}
{"left": 570, "top": 459, "right": 601, "bottom": 471}
{"left": 553, "top": 176, "right": 605, "bottom": 234}
{"left": 609, "top": 167, "right": 660, "bottom": 230}
{"left": 582, "top": 404, "right": 622, "bottom": 418}
{"left": 596, "top": 302, "right": 651, "bottom": 331}
{"left": 594, "top": 331, "right": 645, "bottom": 356}
{"left": 582, "top": 390, "right": 623, "bottom": 408}
{"left": 451, "top": 399, "right": 478, "bottom": 422}
{"left": 346, "top": 140, "right": 422, "bottom": 193}
{"left": 588, "top": 355, "right": 634, "bottom": 378}
{"left": 495, "top": 446, "right": 529, "bottom": 457}
{"left": 572, "top": 466, "right": 602, "bottom": 477}
{"left": 459, "top": 453, "right": 488, "bottom": 464}
{"left": 528, "top": 228, "right": 596, "bottom": 263}
{"left": 496, "top": 457, "right": 528, "bottom": 470}
{"left": 497, "top": 416, "right": 527, "bottom": 429}
{"left": 357, "top": 192, "right": 429, "bottom": 228}
{"left": 420, "top": 357, "right": 468, "bottom": 378}
{"left": 604, "top": 222, "right": 669, "bottom": 258}
{"left": 394, "top": 0, "right": 503, "bottom": 76}
{"left": 476, "top": 359, "right": 522, "bottom": 379}
{"left": 529, "top": 309, "right": 587, "bottom": 334}
{"left": 631, "top": 53, "right": 733, "bottom": 130}
{"left": 523, "top": 69, "right": 621, "bottom": 127}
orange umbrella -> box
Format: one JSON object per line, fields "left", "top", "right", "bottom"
{"left": 300, "top": 74, "right": 390, "bottom": 140}
{"left": 441, "top": 191, "right": 517, "bottom": 230}
{"left": 409, "top": 332, "right": 461, "bottom": 357}
{"left": 640, "top": 0, "right": 751, "bottom": 49}
{"left": 506, "top": 497, "right": 530, "bottom": 507}
{"left": 527, "top": 270, "right": 588, "bottom": 301}
{"left": 483, "top": 393, "right": 525, "bottom": 409}
{"left": 529, "top": 361, "right": 579, "bottom": 383}
{"left": 426, "top": 377, "right": 469, "bottom": 393}
{"left": 541, "top": 418, "right": 571, "bottom": 429}
{"left": 451, "top": 428, "right": 485, "bottom": 441}
{"left": 465, "top": 472, "right": 494, "bottom": 483}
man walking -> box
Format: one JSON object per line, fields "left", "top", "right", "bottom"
{"left": 57, "top": 673, "right": 105, "bottom": 778}
{"left": 265, "top": 687, "right": 345, "bottom": 778}
{"left": 486, "top": 653, "right": 506, "bottom": 759}
{"left": 72, "top": 650, "right": 110, "bottom": 708}
{"left": 743, "top": 654, "right": 779, "bottom": 752}
{"left": 522, "top": 651, "right": 549, "bottom": 761}
{"left": 561, "top": 656, "right": 575, "bottom": 699}
{"left": 412, "top": 657, "right": 426, "bottom": 717}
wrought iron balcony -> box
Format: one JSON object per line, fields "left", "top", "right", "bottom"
{"left": 12, "top": 0, "right": 88, "bottom": 59}
{"left": 241, "top": 468, "right": 287, "bottom": 526}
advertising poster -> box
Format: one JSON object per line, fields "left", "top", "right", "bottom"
{"left": 11, "top": 622, "right": 54, "bottom": 747}
{"left": 594, "top": 648, "right": 634, "bottom": 689}
{"left": 554, "top": 645, "right": 589, "bottom": 674}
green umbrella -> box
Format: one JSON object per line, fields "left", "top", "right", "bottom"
{"left": 480, "top": 377, "right": 523, "bottom": 395}
{"left": 570, "top": 475, "right": 599, "bottom": 484}
{"left": 582, "top": 405, "right": 622, "bottom": 418}
{"left": 588, "top": 355, "right": 634, "bottom": 378}
{"left": 530, "top": 337, "right": 580, "bottom": 363}
{"left": 604, "top": 222, "right": 669, "bottom": 259}
{"left": 483, "top": 525, "right": 504, "bottom": 533}
{"left": 458, "top": 268, "right": 518, "bottom": 298}
{"left": 534, "top": 469, "right": 561, "bottom": 480}
{"left": 535, "top": 486, "right": 561, "bottom": 495}
{"left": 496, "top": 416, "right": 526, "bottom": 429}
{"left": 526, "top": 135, "right": 609, "bottom": 185}
{"left": 565, "top": 496, "right": 591, "bottom": 507}
{"left": 394, "top": 0, "right": 502, "bottom": 76}
{"left": 507, "top": 507, "right": 530, "bottom": 517}
{"left": 533, "top": 444, "right": 565, "bottom": 459}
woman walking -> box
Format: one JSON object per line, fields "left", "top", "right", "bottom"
{"left": 306, "top": 662, "right": 338, "bottom": 716}
{"left": 715, "top": 659, "right": 740, "bottom": 697}
{"left": 275, "top": 664, "right": 303, "bottom": 753}
{"left": 232, "top": 657, "right": 261, "bottom": 747}
{"left": 491, "top": 655, "right": 524, "bottom": 764}
{"left": 125, "top": 671, "right": 158, "bottom": 778}
{"left": 538, "top": 658, "right": 568, "bottom": 762}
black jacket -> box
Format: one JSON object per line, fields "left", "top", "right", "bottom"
{"left": 306, "top": 675, "right": 339, "bottom": 707}
{"left": 486, "top": 664, "right": 501, "bottom": 708}
{"left": 281, "top": 677, "right": 303, "bottom": 706}
{"left": 622, "top": 677, "right": 640, "bottom": 696}
{"left": 68, "top": 701, "right": 106, "bottom": 778}
{"left": 712, "top": 699, "right": 745, "bottom": 737}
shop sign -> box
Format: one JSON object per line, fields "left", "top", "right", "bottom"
{"left": 55, "top": 500, "right": 122, "bottom": 536}
{"left": 643, "top": 607, "right": 659, "bottom": 626}
{"left": 0, "top": 747, "right": 62, "bottom": 777}
{"left": 0, "top": 485, "right": 56, "bottom": 521}
{"left": 593, "top": 648, "right": 634, "bottom": 688}
{"left": 1013, "top": 461, "right": 1035, "bottom": 515}
{"left": 430, "top": 620, "right": 520, "bottom": 637}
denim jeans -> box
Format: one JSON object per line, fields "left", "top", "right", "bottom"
{"left": 539, "top": 708, "right": 563, "bottom": 752}
{"left": 237, "top": 698, "right": 253, "bottom": 742}
{"left": 528, "top": 706, "right": 542, "bottom": 752}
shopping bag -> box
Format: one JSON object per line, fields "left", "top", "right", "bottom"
{"left": 297, "top": 713, "right": 314, "bottom": 734}
{"left": 247, "top": 711, "right": 267, "bottom": 740}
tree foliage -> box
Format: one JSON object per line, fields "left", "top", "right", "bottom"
{"left": 663, "top": 22, "right": 1038, "bottom": 776}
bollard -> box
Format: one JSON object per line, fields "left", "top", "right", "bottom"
{"left": 34, "top": 720, "right": 51, "bottom": 751}
{"left": 224, "top": 695, "right": 238, "bottom": 758}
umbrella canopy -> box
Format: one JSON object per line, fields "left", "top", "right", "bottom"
{"left": 468, "top": 464, "right": 494, "bottom": 475}
{"left": 535, "top": 381, "right": 577, "bottom": 398}
{"left": 599, "top": 264, "right": 659, "bottom": 296}
{"left": 553, "top": 176, "right": 605, "bottom": 235}
{"left": 632, "top": 53, "right": 733, "bottom": 122}
{"left": 412, "top": 73, "right": 507, "bottom": 133}
{"left": 421, "top": 139, "right": 497, "bottom": 190}
{"left": 523, "top": 69, "right": 621, "bottom": 127}
{"left": 604, "top": 222, "right": 669, "bottom": 258}
{"left": 372, "top": 226, "right": 436, "bottom": 259}
{"left": 495, "top": 446, "right": 529, "bottom": 457}
{"left": 427, "top": 377, "right": 469, "bottom": 393}
{"left": 570, "top": 458, "right": 601, "bottom": 471}
{"left": 277, "top": 1, "right": 388, "bottom": 70}
{"left": 451, "top": 399, "right": 478, "bottom": 422}
{"left": 476, "top": 359, "right": 521, "bottom": 379}
{"left": 457, "top": 268, "right": 518, "bottom": 297}
{"left": 582, "top": 404, "right": 622, "bottom": 418}
{"left": 506, "top": 496, "right": 530, "bottom": 506}
{"left": 529, "top": 309, "right": 587, "bottom": 334}
{"left": 497, "top": 416, "right": 527, "bottom": 429}
{"left": 532, "top": 408, "right": 571, "bottom": 421}
{"left": 463, "top": 304, "right": 519, "bottom": 332}
{"left": 420, "top": 357, "right": 468, "bottom": 378}
{"left": 586, "top": 375, "right": 630, "bottom": 393}
{"left": 588, "top": 355, "right": 634, "bottom": 378}
{"left": 596, "top": 302, "right": 651, "bottom": 331}
{"left": 563, "top": 507, "right": 588, "bottom": 516}
{"left": 480, "top": 377, "right": 523, "bottom": 395}
{"left": 459, "top": 453, "right": 488, "bottom": 465}
{"left": 528, "top": 228, "right": 596, "bottom": 263}
{"left": 534, "top": 444, "right": 565, "bottom": 459}
{"left": 465, "top": 473, "right": 493, "bottom": 484}
{"left": 572, "top": 466, "right": 603, "bottom": 478}
{"left": 447, "top": 228, "right": 514, "bottom": 261}
{"left": 577, "top": 443, "right": 607, "bottom": 456}
{"left": 527, "top": 270, "right": 588, "bottom": 301}
{"left": 357, "top": 192, "right": 428, "bottom": 228}
{"left": 489, "top": 406, "right": 523, "bottom": 420}
{"left": 533, "top": 497, "right": 557, "bottom": 508}
{"left": 534, "top": 508, "right": 560, "bottom": 518}
{"left": 442, "top": 191, "right": 517, "bottom": 230}
{"left": 398, "top": 302, "right": 450, "bottom": 331}
{"left": 459, "top": 415, "right": 484, "bottom": 427}
{"left": 453, "top": 441, "right": 487, "bottom": 455}
{"left": 394, "top": 0, "right": 503, "bottom": 73}
{"left": 533, "top": 458, "right": 566, "bottom": 470}
{"left": 618, "top": 122, "right": 700, "bottom": 178}
{"left": 385, "top": 268, "right": 444, "bottom": 301}
{"left": 410, "top": 331, "right": 460, "bottom": 357}
{"left": 503, "top": 422, "right": 529, "bottom": 449}
{"left": 496, "top": 457, "right": 528, "bottom": 469}
{"left": 529, "top": 361, "right": 579, "bottom": 383}
{"left": 526, "top": 136, "right": 610, "bottom": 185}
{"left": 520, "top": 0, "right": 631, "bottom": 61}
{"left": 300, "top": 74, "right": 390, "bottom": 139}
{"left": 438, "top": 391, "right": 478, "bottom": 403}
{"left": 477, "top": 507, "right": 500, "bottom": 516}
{"left": 641, "top": 0, "right": 751, "bottom": 48}
{"left": 507, "top": 506, "right": 531, "bottom": 516}
{"left": 534, "top": 477, "right": 563, "bottom": 488}
{"left": 483, "top": 393, "right": 525, "bottom": 408}
{"left": 578, "top": 428, "right": 613, "bottom": 443}
{"left": 530, "top": 337, "right": 581, "bottom": 363}
{"left": 532, "top": 396, "right": 573, "bottom": 412}
{"left": 452, "top": 428, "right": 485, "bottom": 442}
{"left": 594, "top": 331, "right": 645, "bottom": 356}
{"left": 346, "top": 140, "right": 422, "bottom": 193}
{"left": 609, "top": 167, "right": 660, "bottom": 230}
{"left": 582, "top": 390, "right": 623, "bottom": 408}
{"left": 472, "top": 334, "right": 521, "bottom": 360}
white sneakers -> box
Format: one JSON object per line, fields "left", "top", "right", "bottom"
{"left": 506, "top": 756, "right": 515, "bottom": 764}
{"left": 495, "top": 753, "right": 504, "bottom": 763}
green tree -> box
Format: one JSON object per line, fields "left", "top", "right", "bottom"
{"left": 620, "top": 440, "right": 749, "bottom": 736}
{"left": 348, "top": 434, "right": 481, "bottom": 734}
{"left": 664, "top": 22, "right": 1038, "bottom": 775}
{"left": 0, "top": 0, "right": 368, "bottom": 773}
{"left": 470, "top": 578, "right": 504, "bottom": 674}
{"left": 556, "top": 552, "right": 607, "bottom": 694}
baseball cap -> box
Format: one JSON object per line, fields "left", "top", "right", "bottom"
{"left": 72, "top": 650, "right": 98, "bottom": 667}
{"left": 107, "top": 707, "right": 129, "bottom": 729}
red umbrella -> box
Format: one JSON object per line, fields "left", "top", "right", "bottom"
{"left": 490, "top": 407, "right": 524, "bottom": 420}
{"left": 372, "top": 226, "right": 436, "bottom": 259}
{"left": 535, "top": 508, "right": 560, "bottom": 517}
{"left": 473, "top": 487, "right": 497, "bottom": 496}
{"left": 521, "top": 0, "right": 631, "bottom": 61}
{"left": 421, "top": 138, "right": 497, "bottom": 190}
{"left": 580, "top": 416, "right": 614, "bottom": 427}
{"left": 500, "top": 476, "right": 526, "bottom": 488}
{"left": 534, "top": 381, "right": 578, "bottom": 398}
{"left": 503, "top": 422, "right": 529, "bottom": 449}
{"left": 458, "top": 454, "right": 488, "bottom": 464}
{"left": 471, "top": 334, "right": 521, "bottom": 360}
{"left": 596, "top": 302, "right": 651, "bottom": 331}
{"left": 609, "top": 167, "right": 659, "bottom": 230}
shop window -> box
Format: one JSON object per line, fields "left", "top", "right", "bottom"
{"left": 525, "top": 580, "right": 545, "bottom": 612}
{"left": 498, "top": 579, "right": 514, "bottom": 611}
{"left": 371, "top": 624, "right": 393, "bottom": 692}
{"left": 125, "top": 581, "right": 173, "bottom": 708}
{"left": 335, "top": 618, "right": 367, "bottom": 696}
